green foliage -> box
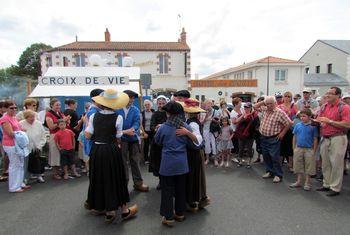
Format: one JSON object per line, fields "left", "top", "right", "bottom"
{"left": 17, "top": 43, "right": 52, "bottom": 78}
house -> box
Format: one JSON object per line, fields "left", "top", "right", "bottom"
{"left": 190, "top": 56, "right": 305, "bottom": 103}
{"left": 299, "top": 40, "right": 350, "bottom": 95}
{"left": 40, "top": 28, "right": 191, "bottom": 97}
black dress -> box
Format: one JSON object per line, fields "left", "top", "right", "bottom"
{"left": 280, "top": 129, "right": 294, "bottom": 157}
{"left": 87, "top": 112, "right": 130, "bottom": 211}
{"left": 186, "top": 118, "right": 203, "bottom": 204}
{"left": 148, "top": 110, "right": 167, "bottom": 176}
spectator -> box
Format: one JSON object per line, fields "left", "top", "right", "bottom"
{"left": 278, "top": 91, "right": 297, "bottom": 172}
{"left": 140, "top": 99, "right": 154, "bottom": 164}
{"left": 118, "top": 90, "right": 149, "bottom": 192}
{"left": 16, "top": 98, "right": 38, "bottom": 121}
{"left": 253, "top": 96, "right": 292, "bottom": 183}
{"left": 316, "top": 87, "right": 350, "bottom": 196}
{"left": 296, "top": 88, "right": 319, "bottom": 114}
{"left": 45, "top": 98, "right": 70, "bottom": 180}
{"left": 289, "top": 109, "right": 318, "bottom": 191}
{"left": 20, "top": 110, "right": 46, "bottom": 183}
{"left": 293, "top": 94, "right": 301, "bottom": 104}
{"left": 201, "top": 99, "right": 221, "bottom": 165}
{"left": 275, "top": 92, "right": 283, "bottom": 105}
{"left": 219, "top": 101, "right": 231, "bottom": 118}
{"left": 0, "top": 100, "right": 30, "bottom": 192}
{"left": 230, "top": 97, "right": 244, "bottom": 157}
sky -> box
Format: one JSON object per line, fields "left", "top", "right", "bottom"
{"left": 1, "top": 0, "right": 350, "bottom": 78}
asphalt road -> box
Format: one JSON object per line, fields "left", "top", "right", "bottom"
{"left": 0, "top": 161, "right": 349, "bottom": 235}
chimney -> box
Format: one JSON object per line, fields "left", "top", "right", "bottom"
{"left": 180, "top": 27, "right": 186, "bottom": 43}
{"left": 105, "top": 28, "right": 110, "bottom": 42}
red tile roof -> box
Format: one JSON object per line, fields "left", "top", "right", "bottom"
{"left": 48, "top": 41, "right": 190, "bottom": 52}
{"left": 204, "top": 56, "right": 303, "bottom": 80}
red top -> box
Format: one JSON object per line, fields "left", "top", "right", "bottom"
{"left": 278, "top": 103, "right": 297, "bottom": 120}
{"left": 319, "top": 99, "right": 350, "bottom": 137}
{"left": 54, "top": 129, "right": 75, "bottom": 150}
{"left": 46, "top": 110, "right": 65, "bottom": 134}
{"left": 0, "top": 113, "right": 22, "bottom": 146}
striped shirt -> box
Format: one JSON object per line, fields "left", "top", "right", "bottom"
{"left": 259, "top": 107, "right": 291, "bottom": 137}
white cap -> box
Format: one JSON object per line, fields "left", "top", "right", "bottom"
{"left": 342, "top": 93, "right": 350, "bottom": 99}
{"left": 302, "top": 87, "right": 312, "bottom": 93}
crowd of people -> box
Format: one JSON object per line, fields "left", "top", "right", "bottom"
{"left": 0, "top": 85, "right": 350, "bottom": 226}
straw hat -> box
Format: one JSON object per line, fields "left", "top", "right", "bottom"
{"left": 92, "top": 89, "right": 129, "bottom": 110}
{"left": 178, "top": 98, "right": 206, "bottom": 113}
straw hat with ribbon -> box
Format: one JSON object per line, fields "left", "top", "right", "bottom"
{"left": 178, "top": 98, "right": 206, "bottom": 113}
{"left": 92, "top": 89, "right": 129, "bottom": 110}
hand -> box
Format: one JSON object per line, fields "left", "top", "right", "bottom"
{"left": 176, "top": 127, "right": 191, "bottom": 136}
{"left": 155, "top": 124, "right": 161, "bottom": 131}
{"left": 143, "top": 132, "right": 149, "bottom": 139}
{"left": 316, "top": 117, "right": 330, "bottom": 124}
{"left": 123, "top": 128, "right": 135, "bottom": 136}
{"left": 276, "top": 133, "right": 285, "bottom": 140}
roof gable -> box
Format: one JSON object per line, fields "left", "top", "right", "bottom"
{"left": 320, "top": 40, "right": 350, "bottom": 54}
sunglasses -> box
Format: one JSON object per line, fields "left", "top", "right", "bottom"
{"left": 9, "top": 106, "right": 18, "bottom": 110}
{"left": 284, "top": 96, "right": 291, "bottom": 98}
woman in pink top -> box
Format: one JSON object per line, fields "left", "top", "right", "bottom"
{"left": 278, "top": 91, "right": 296, "bottom": 172}
{"left": 0, "top": 100, "right": 30, "bottom": 193}
{"left": 45, "top": 98, "right": 70, "bottom": 180}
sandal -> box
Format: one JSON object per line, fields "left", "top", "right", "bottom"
{"left": 12, "top": 189, "right": 25, "bottom": 193}
{"left": 105, "top": 213, "right": 117, "bottom": 224}
{"left": 53, "top": 174, "right": 62, "bottom": 180}
{"left": 122, "top": 204, "right": 138, "bottom": 220}
{"left": 22, "top": 185, "right": 31, "bottom": 190}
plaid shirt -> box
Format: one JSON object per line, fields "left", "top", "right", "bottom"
{"left": 259, "top": 107, "right": 291, "bottom": 137}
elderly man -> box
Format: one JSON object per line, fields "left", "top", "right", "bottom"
{"left": 296, "top": 88, "right": 319, "bottom": 113}
{"left": 253, "top": 96, "right": 292, "bottom": 183}
{"left": 316, "top": 87, "right": 350, "bottom": 196}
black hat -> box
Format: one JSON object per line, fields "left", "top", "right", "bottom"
{"left": 174, "top": 90, "right": 191, "bottom": 98}
{"left": 90, "top": 89, "right": 104, "bottom": 98}
{"left": 162, "top": 101, "right": 184, "bottom": 115}
{"left": 124, "top": 90, "right": 139, "bottom": 98}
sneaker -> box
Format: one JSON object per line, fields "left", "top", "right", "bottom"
{"left": 303, "top": 185, "right": 311, "bottom": 191}
{"left": 289, "top": 182, "right": 301, "bottom": 188}
{"left": 37, "top": 176, "right": 45, "bottom": 183}
{"left": 232, "top": 157, "right": 239, "bottom": 163}
{"left": 214, "top": 160, "right": 219, "bottom": 167}
{"left": 272, "top": 176, "right": 282, "bottom": 183}
{"left": 262, "top": 172, "right": 273, "bottom": 179}
{"left": 225, "top": 161, "right": 229, "bottom": 168}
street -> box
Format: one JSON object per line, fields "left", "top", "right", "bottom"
{"left": 0, "top": 162, "right": 349, "bottom": 235}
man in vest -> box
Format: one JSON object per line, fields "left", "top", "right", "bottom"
{"left": 316, "top": 87, "right": 350, "bottom": 196}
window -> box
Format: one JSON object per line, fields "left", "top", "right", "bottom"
{"left": 316, "top": 66, "right": 320, "bottom": 73}
{"left": 201, "top": 95, "right": 205, "bottom": 102}
{"left": 63, "top": 57, "right": 68, "bottom": 67}
{"left": 195, "top": 95, "right": 200, "bottom": 101}
{"left": 275, "top": 69, "right": 287, "bottom": 82}
{"left": 305, "top": 67, "right": 309, "bottom": 74}
{"left": 117, "top": 54, "right": 123, "bottom": 67}
{"left": 46, "top": 55, "right": 52, "bottom": 67}
{"left": 248, "top": 71, "right": 253, "bottom": 79}
{"left": 159, "top": 54, "right": 169, "bottom": 74}
{"left": 75, "top": 55, "right": 85, "bottom": 67}
{"left": 327, "top": 64, "right": 332, "bottom": 73}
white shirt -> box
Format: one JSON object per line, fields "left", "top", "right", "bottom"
{"left": 86, "top": 110, "right": 124, "bottom": 138}
{"left": 201, "top": 109, "right": 221, "bottom": 131}
{"left": 19, "top": 120, "right": 47, "bottom": 152}
{"left": 230, "top": 107, "right": 244, "bottom": 131}
{"left": 188, "top": 122, "right": 203, "bottom": 146}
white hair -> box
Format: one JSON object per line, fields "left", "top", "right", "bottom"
{"left": 143, "top": 99, "right": 152, "bottom": 105}
{"left": 264, "top": 96, "right": 276, "bottom": 104}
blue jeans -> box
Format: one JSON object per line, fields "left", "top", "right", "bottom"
{"left": 260, "top": 135, "right": 283, "bottom": 178}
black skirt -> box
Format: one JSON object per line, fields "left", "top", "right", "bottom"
{"left": 87, "top": 143, "right": 130, "bottom": 211}
{"left": 280, "top": 129, "right": 294, "bottom": 157}
{"left": 149, "top": 139, "right": 162, "bottom": 176}
{"left": 186, "top": 149, "right": 202, "bottom": 204}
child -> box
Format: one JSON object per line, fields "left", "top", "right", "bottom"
{"left": 217, "top": 117, "right": 234, "bottom": 167}
{"left": 54, "top": 119, "right": 80, "bottom": 180}
{"left": 77, "top": 131, "right": 89, "bottom": 175}
{"left": 289, "top": 109, "right": 318, "bottom": 191}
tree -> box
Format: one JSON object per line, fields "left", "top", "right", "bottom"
{"left": 17, "top": 43, "right": 52, "bottom": 78}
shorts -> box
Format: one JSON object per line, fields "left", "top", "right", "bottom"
{"left": 293, "top": 147, "right": 316, "bottom": 175}
{"left": 60, "top": 149, "right": 75, "bottom": 167}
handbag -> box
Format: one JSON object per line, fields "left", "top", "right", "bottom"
{"left": 28, "top": 149, "right": 45, "bottom": 174}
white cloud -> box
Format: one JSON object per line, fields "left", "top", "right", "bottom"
{"left": 0, "top": 0, "right": 350, "bottom": 78}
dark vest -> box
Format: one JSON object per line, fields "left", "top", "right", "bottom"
{"left": 92, "top": 112, "right": 118, "bottom": 143}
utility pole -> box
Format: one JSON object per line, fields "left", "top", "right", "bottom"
{"left": 266, "top": 56, "right": 270, "bottom": 96}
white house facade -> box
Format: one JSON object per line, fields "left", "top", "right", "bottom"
{"left": 190, "top": 56, "right": 305, "bottom": 103}
{"left": 299, "top": 40, "right": 350, "bottom": 95}
{"left": 40, "top": 28, "right": 191, "bottom": 97}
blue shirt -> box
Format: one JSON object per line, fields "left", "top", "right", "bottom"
{"left": 154, "top": 123, "right": 193, "bottom": 176}
{"left": 293, "top": 122, "right": 318, "bottom": 148}
{"left": 83, "top": 104, "right": 100, "bottom": 155}
{"left": 116, "top": 105, "right": 140, "bottom": 143}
